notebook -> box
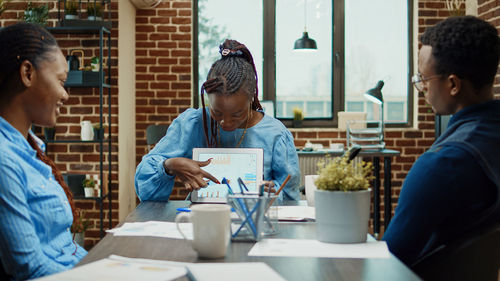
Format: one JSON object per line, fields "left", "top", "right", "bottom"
{"left": 191, "top": 148, "right": 264, "bottom": 203}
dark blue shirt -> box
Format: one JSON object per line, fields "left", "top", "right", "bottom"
{"left": 383, "top": 100, "right": 500, "bottom": 266}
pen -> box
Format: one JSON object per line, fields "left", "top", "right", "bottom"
{"left": 268, "top": 174, "right": 291, "bottom": 207}
{"left": 222, "top": 177, "right": 258, "bottom": 237}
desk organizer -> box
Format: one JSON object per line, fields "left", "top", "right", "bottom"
{"left": 346, "top": 120, "right": 385, "bottom": 150}
{"left": 228, "top": 194, "right": 278, "bottom": 241}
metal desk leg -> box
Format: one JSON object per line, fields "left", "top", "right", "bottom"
{"left": 384, "top": 157, "right": 392, "bottom": 231}
{"left": 372, "top": 157, "right": 380, "bottom": 238}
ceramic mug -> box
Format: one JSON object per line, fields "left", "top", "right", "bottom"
{"left": 305, "top": 175, "right": 319, "bottom": 206}
{"left": 175, "top": 204, "right": 231, "bottom": 259}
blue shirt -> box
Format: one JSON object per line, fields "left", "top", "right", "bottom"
{"left": 383, "top": 100, "right": 500, "bottom": 266}
{"left": 0, "top": 117, "right": 86, "bottom": 280}
{"left": 135, "top": 108, "right": 301, "bottom": 202}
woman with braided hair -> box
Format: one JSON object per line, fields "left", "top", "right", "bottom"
{"left": 0, "top": 23, "right": 86, "bottom": 280}
{"left": 136, "top": 39, "right": 300, "bottom": 202}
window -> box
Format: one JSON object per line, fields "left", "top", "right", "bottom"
{"left": 195, "top": 0, "right": 412, "bottom": 127}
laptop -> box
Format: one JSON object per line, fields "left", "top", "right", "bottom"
{"left": 191, "top": 148, "right": 264, "bottom": 203}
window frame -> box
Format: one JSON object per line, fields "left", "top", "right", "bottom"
{"left": 193, "top": 0, "right": 414, "bottom": 128}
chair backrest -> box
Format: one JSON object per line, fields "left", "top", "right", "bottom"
{"left": 146, "top": 124, "right": 169, "bottom": 151}
{"left": 412, "top": 222, "right": 500, "bottom": 281}
{"left": 0, "top": 259, "right": 11, "bottom": 280}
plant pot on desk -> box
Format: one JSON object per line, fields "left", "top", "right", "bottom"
{"left": 315, "top": 189, "right": 371, "bottom": 243}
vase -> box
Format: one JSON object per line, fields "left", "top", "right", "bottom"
{"left": 93, "top": 128, "right": 104, "bottom": 140}
{"left": 80, "top": 120, "right": 94, "bottom": 141}
{"left": 293, "top": 120, "right": 303, "bottom": 128}
{"left": 84, "top": 187, "right": 94, "bottom": 197}
{"left": 314, "top": 189, "right": 371, "bottom": 243}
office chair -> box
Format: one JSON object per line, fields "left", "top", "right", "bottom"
{"left": 146, "top": 124, "right": 169, "bottom": 152}
{"left": 0, "top": 260, "right": 11, "bottom": 280}
{"left": 412, "top": 222, "right": 500, "bottom": 281}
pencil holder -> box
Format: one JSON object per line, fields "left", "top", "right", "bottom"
{"left": 228, "top": 194, "right": 279, "bottom": 241}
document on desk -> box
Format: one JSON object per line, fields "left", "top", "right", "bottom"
{"left": 107, "top": 221, "right": 193, "bottom": 239}
{"left": 276, "top": 206, "right": 315, "bottom": 221}
{"left": 248, "top": 238, "right": 390, "bottom": 258}
{"left": 33, "top": 255, "right": 189, "bottom": 281}
{"left": 187, "top": 262, "right": 286, "bottom": 281}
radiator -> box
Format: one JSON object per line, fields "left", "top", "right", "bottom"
{"left": 298, "top": 154, "right": 325, "bottom": 188}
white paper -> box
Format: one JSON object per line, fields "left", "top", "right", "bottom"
{"left": 248, "top": 238, "right": 390, "bottom": 258}
{"left": 32, "top": 255, "right": 188, "bottom": 281}
{"left": 275, "top": 206, "right": 315, "bottom": 221}
{"left": 107, "top": 221, "right": 193, "bottom": 239}
{"left": 187, "top": 262, "right": 286, "bottom": 281}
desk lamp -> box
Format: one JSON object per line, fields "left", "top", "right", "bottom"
{"left": 364, "top": 80, "right": 385, "bottom": 145}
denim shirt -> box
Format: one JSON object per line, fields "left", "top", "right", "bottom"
{"left": 430, "top": 100, "right": 500, "bottom": 222}
{"left": 0, "top": 117, "right": 86, "bottom": 280}
{"left": 135, "top": 108, "right": 301, "bottom": 202}
{"left": 383, "top": 100, "right": 500, "bottom": 265}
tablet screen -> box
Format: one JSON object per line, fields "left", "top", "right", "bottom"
{"left": 192, "top": 148, "right": 263, "bottom": 202}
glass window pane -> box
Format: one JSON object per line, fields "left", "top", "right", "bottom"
{"left": 345, "top": 0, "right": 408, "bottom": 123}
{"left": 197, "top": 0, "right": 263, "bottom": 99}
{"left": 276, "top": 0, "right": 332, "bottom": 119}
{"left": 386, "top": 101, "right": 405, "bottom": 122}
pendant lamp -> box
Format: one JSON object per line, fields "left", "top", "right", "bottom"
{"left": 294, "top": 0, "right": 317, "bottom": 51}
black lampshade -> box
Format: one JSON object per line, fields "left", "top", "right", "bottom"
{"left": 294, "top": 32, "right": 317, "bottom": 50}
{"left": 364, "top": 80, "right": 384, "bottom": 105}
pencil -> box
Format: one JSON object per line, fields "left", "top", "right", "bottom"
{"left": 268, "top": 174, "right": 291, "bottom": 206}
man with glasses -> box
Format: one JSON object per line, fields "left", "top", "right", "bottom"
{"left": 383, "top": 16, "right": 500, "bottom": 267}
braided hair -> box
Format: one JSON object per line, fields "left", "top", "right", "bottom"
{"left": 0, "top": 23, "right": 79, "bottom": 225}
{"left": 201, "top": 39, "right": 263, "bottom": 147}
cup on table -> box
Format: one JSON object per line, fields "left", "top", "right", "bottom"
{"left": 305, "top": 175, "right": 319, "bottom": 207}
{"left": 175, "top": 204, "right": 231, "bottom": 259}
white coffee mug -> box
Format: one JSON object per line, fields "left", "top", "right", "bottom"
{"left": 175, "top": 204, "right": 231, "bottom": 259}
{"left": 305, "top": 175, "right": 319, "bottom": 206}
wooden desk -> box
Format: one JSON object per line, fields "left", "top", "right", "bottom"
{"left": 298, "top": 149, "right": 401, "bottom": 237}
{"left": 80, "top": 201, "right": 421, "bottom": 281}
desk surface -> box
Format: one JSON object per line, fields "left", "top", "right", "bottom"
{"left": 80, "top": 201, "right": 421, "bottom": 281}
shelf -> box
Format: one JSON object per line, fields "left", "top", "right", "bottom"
{"left": 74, "top": 192, "right": 110, "bottom": 201}
{"left": 65, "top": 82, "right": 111, "bottom": 88}
{"left": 48, "top": 25, "right": 111, "bottom": 34}
{"left": 45, "top": 139, "right": 106, "bottom": 144}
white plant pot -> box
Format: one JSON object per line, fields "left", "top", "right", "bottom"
{"left": 315, "top": 189, "right": 371, "bottom": 243}
{"left": 84, "top": 187, "right": 94, "bottom": 197}
{"left": 65, "top": 14, "right": 78, "bottom": 20}
{"left": 87, "top": 16, "right": 102, "bottom": 21}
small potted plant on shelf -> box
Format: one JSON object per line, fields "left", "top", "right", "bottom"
{"left": 64, "top": 0, "right": 79, "bottom": 20}
{"left": 71, "top": 209, "right": 93, "bottom": 247}
{"left": 292, "top": 107, "right": 304, "bottom": 128}
{"left": 93, "top": 123, "right": 105, "bottom": 140}
{"left": 313, "top": 153, "right": 373, "bottom": 243}
{"left": 23, "top": 2, "right": 49, "bottom": 26}
{"left": 82, "top": 175, "right": 96, "bottom": 197}
{"left": 87, "top": 2, "right": 102, "bottom": 21}
{"left": 43, "top": 126, "right": 56, "bottom": 141}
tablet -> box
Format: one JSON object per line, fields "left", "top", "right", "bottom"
{"left": 191, "top": 148, "right": 264, "bottom": 203}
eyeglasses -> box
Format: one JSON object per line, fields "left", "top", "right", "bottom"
{"left": 411, "top": 73, "right": 442, "bottom": 92}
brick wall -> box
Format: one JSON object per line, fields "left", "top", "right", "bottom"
{"left": 135, "top": 0, "right": 192, "bottom": 199}
{"left": 0, "top": 0, "right": 119, "bottom": 249}
{"left": 479, "top": 0, "right": 500, "bottom": 99}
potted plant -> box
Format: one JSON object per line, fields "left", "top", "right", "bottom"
{"left": 87, "top": 2, "right": 102, "bottom": 21}
{"left": 82, "top": 175, "right": 96, "bottom": 197}
{"left": 64, "top": 0, "right": 79, "bottom": 20}
{"left": 23, "top": 2, "right": 48, "bottom": 26}
{"left": 43, "top": 126, "right": 56, "bottom": 141}
{"left": 93, "top": 123, "right": 105, "bottom": 140}
{"left": 292, "top": 107, "right": 304, "bottom": 128}
{"left": 71, "top": 210, "right": 93, "bottom": 247}
{"left": 314, "top": 154, "right": 373, "bottom": 243}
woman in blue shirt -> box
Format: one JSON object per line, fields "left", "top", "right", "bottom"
{"left": 0, "top": 23, "right": 86, "bottom": 280}
{"left": 135, "top": 39, "right": 300, "bottom": 202}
